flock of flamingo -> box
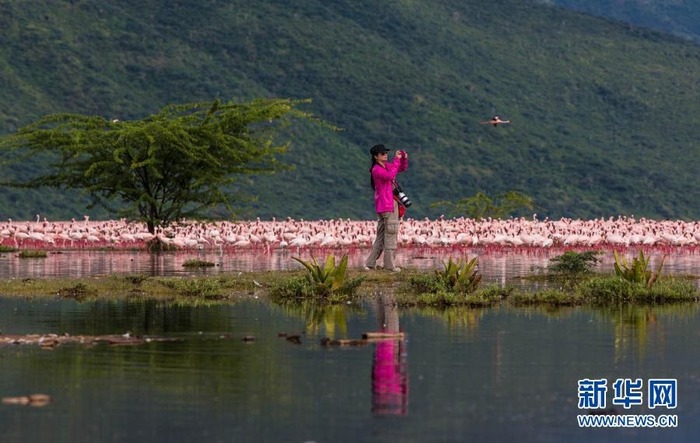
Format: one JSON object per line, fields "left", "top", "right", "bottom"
{"left": 1, "top": 214, "right": 700, "bottom": 252}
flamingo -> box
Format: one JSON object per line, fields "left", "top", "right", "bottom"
{"left": 480, "top": 115, "right": 511, "bottom": 127}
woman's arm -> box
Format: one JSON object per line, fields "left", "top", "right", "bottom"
{"left": 372, "top": 161, "right": 400, "bottom": 181}
{"left": 396, "top": 150, "right": 408, "bottom": 173}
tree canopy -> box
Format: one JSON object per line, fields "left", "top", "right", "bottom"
{"left": 0, "top": 98, "right": 325, "bottom": 233}
{"left": 432, "top": 191, "right": 535, "bottom": 220}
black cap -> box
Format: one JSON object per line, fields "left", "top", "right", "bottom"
{"left": 370, "top": 144, "right": 390, "bottom": 156}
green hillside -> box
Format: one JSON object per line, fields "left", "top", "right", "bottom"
{"left": 1, "top": 0, "right": 700, "bottom": 221}
{"left": 551, "top": 0, "right": 700, "bottom": 43}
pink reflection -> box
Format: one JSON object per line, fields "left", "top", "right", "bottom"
{"left": 372, "top": 339, "right": 409, "bottom": 415}
{"left": 371, "top": 293, "right": 409, "bottom": 416}
{"left": 0, "top": 248, "right": 699, "bottom": 281}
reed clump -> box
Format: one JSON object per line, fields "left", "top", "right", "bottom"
{"left": 18, "top": 250, "right": 48, "bottom": 258}
{"left": 182, "top": 259, "right": 216, "bottom": 268}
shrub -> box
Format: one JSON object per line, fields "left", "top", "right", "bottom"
{"left": 548, "top": 251, "right": 601, "bottom": 277}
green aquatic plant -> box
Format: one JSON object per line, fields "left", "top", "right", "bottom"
{"left": 398, "top": 284, "right": 509, "bottom": 308}
{"left": 288, "top": 254, "right": 365, "bottom": 299}
{"left": 613, "top": 250, "right": 665, "bottom": 289}
{"left": 0, "top": 245, "right": 18, "bottom": 253}
{"left": 293, "top": 254, "right": 347, "bottom": 292}
{"left": 182, "top": 259, "right": 216, "bottom": 268}
{"left": 436, "top": 256, "right": 482, "bottom": 293}
{"left": 408, "top": 256, "right": 482, "bottom": 300}
{"left": 18, "top": 250, "right": 48, "bottom": 258}
{"left": 576, "top": 276, "right": 697, "bottom": 304}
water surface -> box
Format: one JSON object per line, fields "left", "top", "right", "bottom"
{"left": 2, "top": 248, "right": 699, "bottom": 442}
{"left": 1, "top": 247, "right": 698, "bottom": 281}
{"left": 1, "top": 295, "right": 699, "bottom": 442}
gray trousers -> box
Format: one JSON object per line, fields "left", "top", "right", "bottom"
{"left": 365, "top": 201, "right": 400, "bottom": 270}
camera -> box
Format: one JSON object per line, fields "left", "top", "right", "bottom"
{"left": 393, "top": 182, "right": 413, "bottom": 208}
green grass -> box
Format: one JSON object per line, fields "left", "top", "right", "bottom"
{"left": 1, "top": 267, "right": 698, "bottom": 308}
{"left": 396, "top": 284, "right": 511, "bottom": 308}
{"left": 577, "top": 276, "right": 698, "bottom": 304}
{"left": 0, "top": 273, "right": 278, "bottom": 305}
{"left": 508, "top": 288, "right": 585, "bottom": 307}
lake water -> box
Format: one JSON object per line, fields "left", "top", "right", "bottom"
{"left": 2, "top": 248, "right": 700, "bottom": 442}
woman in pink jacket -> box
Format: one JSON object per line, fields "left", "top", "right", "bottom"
{"left": 364, "top": 144, "right": 408, "bottom": 272}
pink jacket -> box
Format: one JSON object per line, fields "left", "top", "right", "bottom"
{"left": 371, "top": 156, "right": 408, "bottom": 213}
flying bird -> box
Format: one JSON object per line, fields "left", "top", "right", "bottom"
{"left": 481, "top": 116, "right": 510, "bottom": 127}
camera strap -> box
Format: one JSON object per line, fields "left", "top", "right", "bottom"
{"left": 393, "top": 194, "right": 406, "bottom": 217}
{"left": 391, "top": 180, "right": 407, "bottom": 217}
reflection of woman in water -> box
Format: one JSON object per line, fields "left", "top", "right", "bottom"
{"left": 371, "top": 292, "right": 409, "bottom": 415}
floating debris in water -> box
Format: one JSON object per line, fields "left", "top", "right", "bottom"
{"left": 320, "top": 338, "right": 367, "bottom": 347}
{"left": 362, "top": 332, "right": 404, "bottom": 340}
{"left": 0, "top": 333, "right": 183, "bottom": 348}
{"left": 285, "top": 334, "right": 302, "bottom": 345}
{"left": 320, "top": 332, "right": 405, "bottom": 347}
{"left": 2, "top": 394, "right": 51, "bottom": 407}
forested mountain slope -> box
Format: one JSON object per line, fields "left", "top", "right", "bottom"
{"left": 550, "top": 0, "right": 700, "bottom": 43}
{"left": 1, "top": 0, "right": 699, "bottom": 221}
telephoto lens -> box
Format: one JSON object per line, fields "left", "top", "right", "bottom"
{"left": 393, "top": 184, "right": 412, "bottom": 207}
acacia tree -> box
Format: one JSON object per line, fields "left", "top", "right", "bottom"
{"left": 0, "top": 98, "right": 323, "bottom": 234}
